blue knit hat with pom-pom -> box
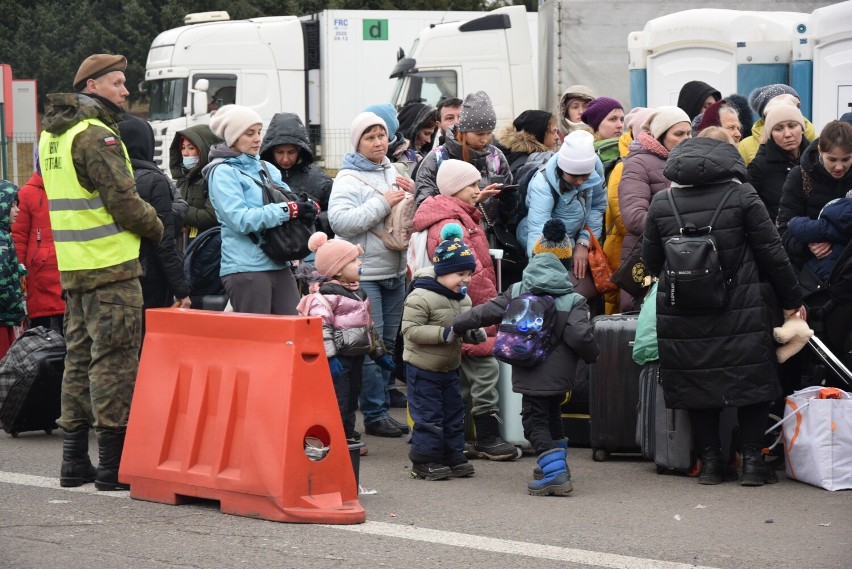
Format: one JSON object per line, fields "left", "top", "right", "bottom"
{"left": 432, "top": 223, "right": 476, "bottom": 276}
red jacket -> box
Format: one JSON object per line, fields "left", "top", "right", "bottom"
{"left": 413, "top": 195, "right": 498, "bottom": 357}
{"left": 12, "top": 172, "right": 65, "bottom": 319}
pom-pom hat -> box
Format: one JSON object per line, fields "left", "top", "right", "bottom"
{"left": 533, "top": 219, "right": 573, "bottom": 262}
{"left": 432, "top": 223, "right": 476, "bottom": 276}
{"left": 308, "top": 232, "right": 363, "bottom": 278}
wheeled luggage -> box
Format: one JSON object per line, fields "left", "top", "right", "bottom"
{"left": 640, "top": 362, "right": 740, "bottom": 475}
{"left": 0, "top": 327, "right": 66, "bottom": 437}
{"left": 561, "top": 360, "right": 591, "bottom": 448}
{"left": 589, "top": 314, "right": 642, "bottom": 461}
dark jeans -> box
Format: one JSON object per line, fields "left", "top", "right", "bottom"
{"left": 332, "top": 355, "right": 364, "bottom": 439}
{"left": 689, "top": 402, "right": 771, "bottom": 450}
{"left": 359, "top": 276, "right": 405, "bottom": 424}
{"left": 406, "top": 363, "right": 465, "bottom": 465}
{"left": 521, "top": 393, "right": 566, "bottom": 454}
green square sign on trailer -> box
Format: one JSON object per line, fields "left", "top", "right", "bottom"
{"left": 363, "top": 19, "right": 388, "bottom": 41}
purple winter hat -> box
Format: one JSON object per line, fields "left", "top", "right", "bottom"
{"left": 580, "top": 97, "right": 623, "bottom": 132}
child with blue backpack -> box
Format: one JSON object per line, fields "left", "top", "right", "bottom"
{"left": 451, "top": 239, "right": 599, "bottom": 496}
{"left": 402, "top": 223, "right": 488, "bottom": 481}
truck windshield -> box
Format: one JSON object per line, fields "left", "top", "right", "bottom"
{"left": 147, "top": 78, "right": 187, "bottom": 121}
{"left": 396, "top": 71, "right": 457, "bottom": 108}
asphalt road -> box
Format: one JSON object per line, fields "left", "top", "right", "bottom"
{"left": 1, "top": 405, "right": 850, "bottom": 569}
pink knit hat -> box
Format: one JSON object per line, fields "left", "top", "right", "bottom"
{"left": 437, "top": 159, "right": 481, "bottom": 196}
{"left": 308, "top": 233, "right": 363, "bottom": 277}
{"left": 624, "top": 107, "right": 654, "bottom": 140}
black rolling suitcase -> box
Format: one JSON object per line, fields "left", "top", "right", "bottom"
{"left": 561, "top": 360, "right": 591, "bottom": 448}
{"left": 0, "top": 327, "right": 66, "bottom": 437}
{"left": 638, "top": 362, "right": 742, "bottom": 475}
{"left": 589, "top": 314, "right": 642, "bottom": 461}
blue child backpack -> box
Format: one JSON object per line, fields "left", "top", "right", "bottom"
{"left": 492, "top": 291, "right": 557, "bottom": 368}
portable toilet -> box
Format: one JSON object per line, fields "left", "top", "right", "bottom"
{"left": 809, "top": 0, "right": 852, "bottom": 130}
{"left": 629, "top": 9, "right": 809, "bottom": 120}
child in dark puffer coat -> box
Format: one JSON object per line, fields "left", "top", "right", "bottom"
{"left": 298, "top": 233, "right": 395, "bottom": 450}
{"left": 786, "top": 195, "right": 852, "bottom": 282}
{"left": 452, "top": 251, "right": 599, "bottom": 496}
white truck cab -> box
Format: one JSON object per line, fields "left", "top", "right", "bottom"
{"left": 389, "top": 6, "right": 537, "bottom": 129}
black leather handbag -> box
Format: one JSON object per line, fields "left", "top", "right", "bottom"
{"left": 240, "top": 163, "right": 314, "bottom": 263}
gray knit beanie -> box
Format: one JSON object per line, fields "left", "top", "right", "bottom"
{"left": 458, "top": 91, "right": 497, "bottom": 133}
{"left": 749, "top": 84, "right": 800, "bottom": 118}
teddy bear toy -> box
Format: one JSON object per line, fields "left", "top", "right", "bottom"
{"left": 773, "top": 315, "right": 814, "bottom": 363}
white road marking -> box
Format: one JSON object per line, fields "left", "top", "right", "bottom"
{"left": 1, "top": 470, "right": 718, "bottom": 569}
{"left": 330, "top": 521, "right": 719, "bottom": 569}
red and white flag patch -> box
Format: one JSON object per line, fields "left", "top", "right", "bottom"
{"left": 102, "top": 136, "right": 118, "bottom": 146}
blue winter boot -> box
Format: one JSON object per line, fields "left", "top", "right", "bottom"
{"left": 528, "top": 448, "right": 573, "bottom": 496}
{"left": 533, "top": 439, "right": 568, "bottom": 480}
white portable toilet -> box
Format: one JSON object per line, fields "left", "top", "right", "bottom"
{"left": 809, "top": 0, "right": 852, "bottom": 130}
{"left": 629, "top": 9, "right": 808, "bottom": 117}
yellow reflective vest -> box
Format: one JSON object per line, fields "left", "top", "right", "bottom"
{"left": 38, "top": 118, "right": 140, "bottom": 271}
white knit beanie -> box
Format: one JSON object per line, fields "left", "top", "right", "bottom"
{"left": 209, "top": 104, "right": 263, "bottom": 147}
{"left": 350, "top": 112, "right": 387, "bottom": 149}
{"left": 557, "top": 130, "right": 596, "bottom": 175}
{"left": 437, "top": 159, "right": 481, "bottom": 196}
{"left": 643, "top": 106, "right": 691, "bottom": 140}
{"left": 762, "top": 105, "right": 805, "bottom": 143}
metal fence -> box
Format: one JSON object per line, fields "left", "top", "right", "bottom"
{"left": 1, "top": 133, "right": 38, "bottom": 187}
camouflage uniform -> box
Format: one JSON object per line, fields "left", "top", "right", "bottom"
{"left": 41, "top": 93, "right": 163, "bottom": 433}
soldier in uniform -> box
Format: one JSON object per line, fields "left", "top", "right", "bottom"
{"left": 38, "top": 54, "right": 163, "bottom": 491}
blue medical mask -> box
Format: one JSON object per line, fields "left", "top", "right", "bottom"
{"left": 182, "top": 156, "right": 199, "bottom": 169}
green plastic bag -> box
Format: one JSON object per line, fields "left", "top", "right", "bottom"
{"left": 632, "top": 282, "right": 658, "bottom": 365}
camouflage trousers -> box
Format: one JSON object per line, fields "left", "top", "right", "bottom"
{"left": 57, "top": 278, "right": 143, "bottom": 433}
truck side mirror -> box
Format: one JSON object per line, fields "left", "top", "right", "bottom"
{"left": 190, "top": 79, "right": 209, "bottom": 117}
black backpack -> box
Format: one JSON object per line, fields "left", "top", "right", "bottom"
{"left": 511, "top": 151, "right": 554, "bottom": 226}
{"left": 183, "top": 226, "right": 225, "bottom": 296}
{"left": 662, "top": 186, "right": 739, "bottom": 309}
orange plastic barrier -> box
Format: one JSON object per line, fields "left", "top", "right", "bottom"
{"left": 119, "top": 308, "right": 364, "bottom": 524}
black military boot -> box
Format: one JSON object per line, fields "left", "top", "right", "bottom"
{"left": 472, "top": 412, "right": 517, "bottom": 461}
{"left": 95, "top": 430, "right": 130, "bottom": 491}
{"left": 741, "top": 446, "right": 778, "bottom": 487}
{"left": 698, "top": 447, "right": 724, "bottom": 485}
{"left": 60, "top": 428, "right": 97, "bottom": 487}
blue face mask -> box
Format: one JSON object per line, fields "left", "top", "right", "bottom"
{"left": 182, "top": 156, "right": 199, "bottom": 169}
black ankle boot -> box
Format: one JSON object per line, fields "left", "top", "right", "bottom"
{"left": 95, "top": 430, "right": 130, "bottom": 491}
{"left": 472, "top": 412, "right": 517, "bottom": 461}
{"left": 741, "top": 446, "right": 778, "bottom": 487}
{"left": 698, "top": 447, "right": 723, "bottom": 485}
{"left": 60, "top": 428, "right": 96, "bottom": 487}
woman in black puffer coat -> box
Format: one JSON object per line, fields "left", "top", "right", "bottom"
{"left": 260, "top": 112, "right": 334, "bottom": 238}
{"left": 747, "top": 105, "right": 810, "bottom": 223}
{"left": 118, "top": 116, "right": 191, "bottom": 333}
{"left": 642, "top": 137, "right": 803, "bottom": 487}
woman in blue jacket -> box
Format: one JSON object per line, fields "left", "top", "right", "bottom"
{"left": 517, "top": 130, "right": 606, "bottom": 299}
{"left": 204, "top": 105, "right": 318, "bottom": 315}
